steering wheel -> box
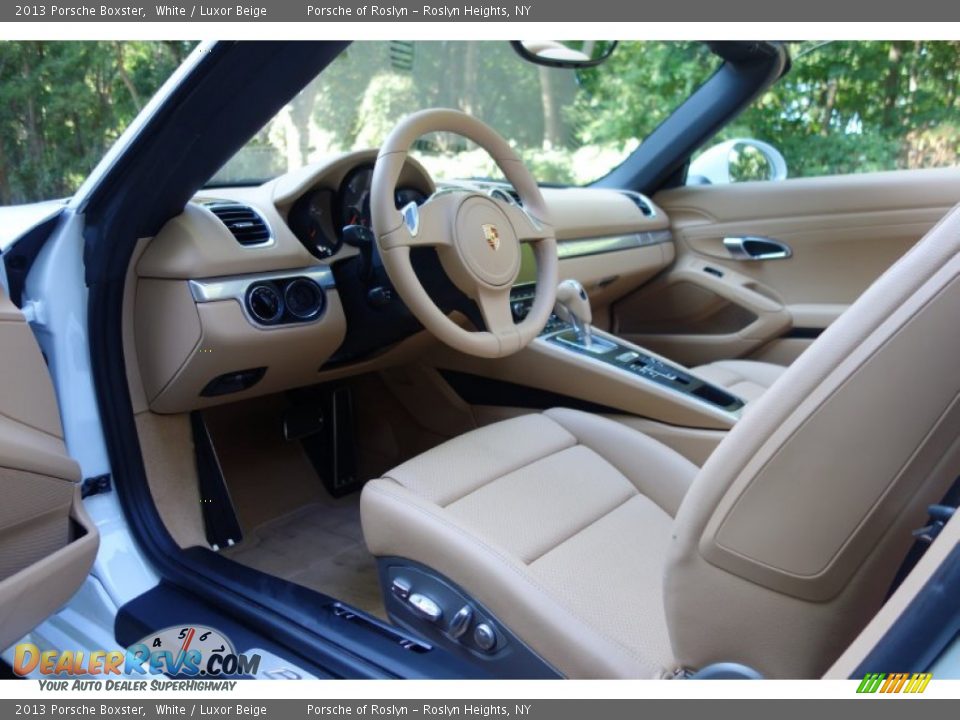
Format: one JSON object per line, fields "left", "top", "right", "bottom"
{"left": 370, "top": 109, "right": 558, "bottom": 358}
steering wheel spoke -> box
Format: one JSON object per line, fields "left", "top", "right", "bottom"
{"left": 475, "top": 285, "right": 516, "bottom": 337}
{"left": 379, "top": 193, "right": 456, "bottom": 250}
{"left": 497, "top": 200, "right": 553, "bottom": 243}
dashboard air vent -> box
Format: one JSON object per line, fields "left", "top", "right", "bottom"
{"left": 207, "top": 202, "right": 271, "bottom": 246}
{"left": 622, "top": 192, "right": 655, "bottom": 218}
{"left": 490, "top": 186, "right": 523, "bottom": 207}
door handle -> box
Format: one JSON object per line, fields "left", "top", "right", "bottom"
{"left": 723, "top": 236, "right": 792, "bottom": 261}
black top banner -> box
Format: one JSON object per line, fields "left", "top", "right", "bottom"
{"left": 6, "top": 0, "right": 960, "bottom": 21}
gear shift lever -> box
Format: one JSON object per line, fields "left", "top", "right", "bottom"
{"left": 554, "top": 279, "right": 593, "bottom": 347}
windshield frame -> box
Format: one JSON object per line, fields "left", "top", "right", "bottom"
{"left": 596, "top": 41, "right": 789, "bottom": 192}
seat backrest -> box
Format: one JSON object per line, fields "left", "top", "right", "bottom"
{"left": 665, "top": 204, "right": 960, "bottom": 678}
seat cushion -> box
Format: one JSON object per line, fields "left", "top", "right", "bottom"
{"left": 361, "top": 408, "right": 698, "bottom": 678}
{"left": 691, "top": 359, "right": 787, "bottom": 403}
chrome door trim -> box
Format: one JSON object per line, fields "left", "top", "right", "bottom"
{"left": 723, "top": 235, "right": 793, "bottom": 261}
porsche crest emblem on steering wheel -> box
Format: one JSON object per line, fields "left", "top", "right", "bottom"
{"left": 482, "top": 224, "right": 500, "bottom": 251}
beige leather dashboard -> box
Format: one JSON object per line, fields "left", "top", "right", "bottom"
{"left": 132, "top": 150, "right": 674, "bottom": 413}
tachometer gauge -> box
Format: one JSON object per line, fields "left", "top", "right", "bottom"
{"left": 131, "top": 624, "right": 235, "bottom": 677}
{"left": 288, "top": 188, "right": 341, "bottom": 259}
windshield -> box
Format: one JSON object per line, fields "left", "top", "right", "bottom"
{"left": 210, "top": 41, "right": 718, "bottom": 187}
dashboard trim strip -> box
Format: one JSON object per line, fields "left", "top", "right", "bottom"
{"left": 188, "top": 265, "right": 336, "bottom": 304}
{"left": 556, "top": 230, "right": 672, "bottom": 260}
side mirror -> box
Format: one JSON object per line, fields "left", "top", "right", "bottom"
{"left": 687, "top": 139, "right": 788, "bottom": 185}
{"left": 511, "top": 40, "right": 618, "bottom": 69}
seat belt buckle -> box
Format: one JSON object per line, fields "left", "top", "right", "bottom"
{"left": 912, "top": 504, "right": 956, "bottom": 544}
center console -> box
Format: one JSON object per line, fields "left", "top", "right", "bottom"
{"left": 509, "top": 283, "right": 746, "bottom": 419}
{"left": 546, "top": 329, "right": 744, "bottom": 414}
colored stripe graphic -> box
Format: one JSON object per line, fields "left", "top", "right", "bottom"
{"left": 857, "top": 673, "right": 885, "bottom": 693}
{"left": 857, "top": 672, "right": 931, "bottom": 694}
{"left": 909, "top": 673, "right": 933, "bottom": 693}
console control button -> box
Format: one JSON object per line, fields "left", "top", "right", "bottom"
{"left": 473, "top": 622, "right": 498, "bottom": 652}
{"left": 449, "top": 605, "right": 473, "bottom": 639}
{"left": 616, "top": 351, "right": 640, "bottom": 363}
{"left": 408, "top": 593, "right": 443, "bottom": 623}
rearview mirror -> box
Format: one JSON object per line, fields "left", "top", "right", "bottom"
{"left": 687, "top": 139, "right": 788, "bottom": 185}
{"left": 511, "top": 40, "right": 618, "bottom": 69}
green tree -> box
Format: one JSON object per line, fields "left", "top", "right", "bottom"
{"left": 711, "top": 41, "right": 960, "bottom": 179}
{"left": 0, "top": 41, "right": 195, "bottom": 204}
{"left": 6, "top": 40, "right": 959, "bottom": 203}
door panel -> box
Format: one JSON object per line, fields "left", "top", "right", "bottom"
{"left": 612, "top": 254, "right": 792, "bottom": 367}
{"left": 616, "top": 168, "right": 960, "bottom": 367}
{"left": 0, "top": 287, "right": 98, "bottom": 651}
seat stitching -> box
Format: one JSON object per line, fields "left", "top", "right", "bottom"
{"left": 524, "top": 493, "right": 638, "bottom": 565}
{"left": 441, "top": 443, "right": 618, "bottom": 512}
{"left": 382, "top": 435, "right": 575, "bottom": 509}
{"left": 545, "top": 412, "right": 691, "bottom": 518}
{"left": 572, "top": 439, "right": 681, "bottom": 518}
{"left": 382, "top": 416, "right": 577, "bottom": 507}
{"left": 436, "top": 435, "right": 577, "bottom": 509}
{"left": 366, "top": 482, "right": 663, "bottom": 669}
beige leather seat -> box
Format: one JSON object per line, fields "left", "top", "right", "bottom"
{"left": 691, "top": 359, "right": 787, "bottom": 403}
{"left": 363, "top": 408, "right": 693, "bottom": 677}
{"left": 362, "top": 205, "right": 960, "bottom": 679}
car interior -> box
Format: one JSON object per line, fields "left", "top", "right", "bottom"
{"left": 123, "top": 129, "right": 960, "bottom": 678}
{"left": 2, "top": 39, "right": 959, "bottom": 680}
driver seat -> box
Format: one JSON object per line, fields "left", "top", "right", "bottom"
{"left": 361, "top": 205, "right": 960, "bottom": 678}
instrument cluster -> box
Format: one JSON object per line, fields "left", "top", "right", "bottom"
{"left": 287, "top": 163, "right": 428, "bottom": 259}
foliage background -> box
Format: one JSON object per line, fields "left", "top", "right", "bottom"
{"left": 0, "top": 41, "right": 195, "bottom": 204}
{"left": 1, "top": 40, "right": 958, "bottom": 205}
{"left": 719, "top": 41, "right": 960, "bottom": 178}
